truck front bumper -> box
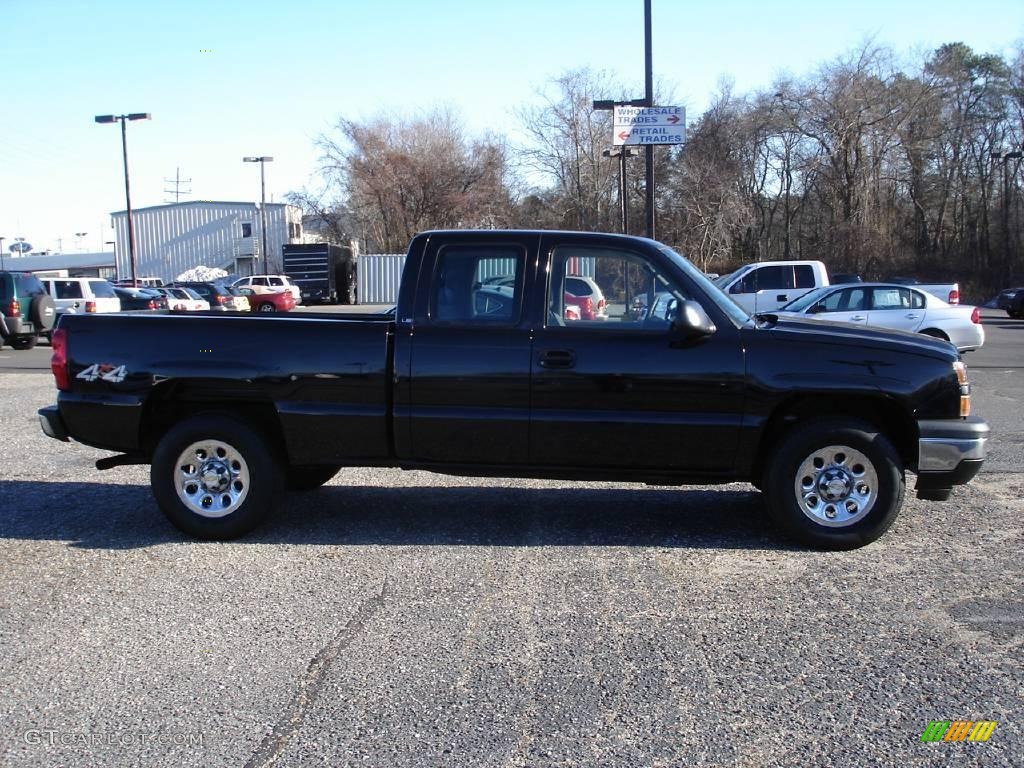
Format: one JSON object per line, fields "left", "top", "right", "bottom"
{"left": 915, "top": 417, "right": 989, "bottom": 501}
{"left": 38, "top": 405, "right": 70, "bottom": 442}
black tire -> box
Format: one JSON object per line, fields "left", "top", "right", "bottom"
{"left": 286, "top": 464, "right": 342, "bottom": 491}
{"left": 762, "top": 419, "right": 905, "bottom": 550}
{"left": 30, "top": 294, "right": 56, "bottom": 331}
{"left": 258, "top": 302, "right": 276, "bottom": 313}
{"left": 150, "top": 414, "right": 282, "bottom": 540}
{"left": 9, "top": 335, "right": 38, "bottom": 350}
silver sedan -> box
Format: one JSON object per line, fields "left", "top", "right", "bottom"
{"left": 775, "top": 283, "right": 985, "bottom": 351}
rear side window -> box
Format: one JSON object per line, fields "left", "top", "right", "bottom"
{"left": 53, "top": 280, "right": 84, "bottom": 299}
{"left": 88, "top": 280, "right": 116, "bottom": 298}
{"left": 794, "top": 265, "right": 816, "bottom": 289}
{"left": 16, "top": 275, "right": 45, "bottom": 296}
{"left": 431, "top": 245, "right": 524, "bottom": 324}
{"left": 911, "top": 290, "right": 926, "bottom": 309}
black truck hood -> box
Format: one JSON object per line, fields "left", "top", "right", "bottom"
{"left": 755, "top": 314, "right": 959, "bottom": 363}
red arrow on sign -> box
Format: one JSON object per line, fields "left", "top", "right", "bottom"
{"left": 667, "top": 114, "right": 680, "bottom": 124}
{"left": 618, "top": 131, "right": 631, "bottom": 141}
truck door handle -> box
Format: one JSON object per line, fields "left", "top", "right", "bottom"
{"left": 539, "top": 349, "right": 576, "bottom": 369}
{"left": 776, "top": 294, "right": 789, "bottom": 302}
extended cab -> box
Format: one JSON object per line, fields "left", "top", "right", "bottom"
{"left": 714, "top": 260, "right": 829, "bottom": 314}
{"left": 38, "top": 230, "right": 988, "bottom": 549}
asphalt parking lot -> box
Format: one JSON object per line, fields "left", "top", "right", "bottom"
{"left": 0, "top": 310, "right": 1021, "bottom": 767}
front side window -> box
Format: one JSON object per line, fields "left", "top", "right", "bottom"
{"left": 431, "top": 245, "right": 524, "bottom": 324}
{"left": 818, "top": 288, "right": 866, "bottom": 313}
{"left": 547, "top": 246, "right": 686, "bottom": 329}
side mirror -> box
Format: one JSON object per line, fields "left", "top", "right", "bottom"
{"left": 671, "top": 300, "right": 717, "bottom": 340}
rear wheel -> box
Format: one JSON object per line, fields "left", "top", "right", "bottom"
{"left": 9, "top": 335, "right": 38, "bottom": 350}
{"left": 286, "top": 464, "right": 342, "bottom": 491}
{"left": 258, "top": 302, "right": 276, "bottom": 313}
{"left": 919, "top": 328, "right": 949, "bottom": 341}
{"left": 763, "top": 419, "right": 905, "bottom": 549}
{"left": 151, "top": 415, "right": 281, "bottom": 540}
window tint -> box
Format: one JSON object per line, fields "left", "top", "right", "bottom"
{"left": 547, "top": 245, "right": 686, "bottom": 329}
{"left": 89, "top": 280, "right": 116, "bottom": 298}
{"left": 53, "top": 280, "right": 84, "bottom": 299}
{"left": 268, "top": 277, "right": 283, "bottom": 286}
{"left": 18, "top": 275, "right": 45, "bottom": 296}
{"left": 431, "top": 245, "right": 523, "bottom": 324}
{"left": 752, "top": 265, "right": 791, "bottom": 291}
{"left": 910, "top": 290, "right": 926, "bottom": 309}
{"left": 794, "top": 265, "right": 816, "bottom": 289}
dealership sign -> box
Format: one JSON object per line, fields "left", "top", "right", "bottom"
{"left": 613, "top": 106, "right": 686, "bottom": 146}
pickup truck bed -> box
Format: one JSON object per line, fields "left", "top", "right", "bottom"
{"left": 39, "top": 230, "right": 988, "bottom": 549}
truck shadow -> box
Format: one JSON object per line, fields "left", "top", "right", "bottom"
{"left": 0, "top": 480, "right": 792, "bottom": 551}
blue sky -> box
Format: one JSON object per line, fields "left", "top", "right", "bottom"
{"left": 1, "top": 0, "right": 1021, "bottom": 254}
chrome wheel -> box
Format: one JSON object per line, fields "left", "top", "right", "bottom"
{"left": 173, "top": 439, "right": 250, "bottom": 518}
{"left": 794, "top": 444, "right": 878, "bottom": 528}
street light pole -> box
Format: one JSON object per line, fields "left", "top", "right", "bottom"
{"left": 95, "top": 113, "right": 151, "bottom": 286}
{"left": 644, "top": 0, "right": 655, "bottom": 239}
{"left": 602, "top": 147, "right": 640, "bottom": 234}
{"left": 0, "top": 236, "right": 6, "bottom": 272}
{"left": 243, "top": 156, "right": 274, "bottom": 276}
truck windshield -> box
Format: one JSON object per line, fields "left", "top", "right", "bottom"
{"left": 656, "top": 245, "right": 752, "bottom": 326}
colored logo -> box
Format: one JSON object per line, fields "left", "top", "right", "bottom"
{"left": 920, "top": 720, "right": 997, "bottom": 742}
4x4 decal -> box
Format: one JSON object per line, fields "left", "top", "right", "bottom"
{"left": 76, "top": 364, "right": 128, "bottom": 383}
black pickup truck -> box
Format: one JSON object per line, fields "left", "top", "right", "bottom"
{"left": 39, "top": 230, "right": 988, "bottom": 548}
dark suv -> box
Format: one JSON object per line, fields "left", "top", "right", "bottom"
{"left": 168, "top": 282, "right": 244, "bottom": 312}
{"left": 0, "top": 272, "right": 56, "bottom": 350}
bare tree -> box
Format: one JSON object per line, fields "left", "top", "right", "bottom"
{"left": 316, "top": 109, "right": 515, "bottom": 252}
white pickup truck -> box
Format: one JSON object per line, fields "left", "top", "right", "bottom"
{"left": 715, "top": 261, "right": 960, "bottom": 314}
{"left": 714, "top": 260, "right": 829, "bottom": 314}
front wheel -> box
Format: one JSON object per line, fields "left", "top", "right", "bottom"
{"left": 150, "top": 415, "right": 281, "bottom": 540}
{"left": 763, "top": 419, "right": 905, "bottom": 549}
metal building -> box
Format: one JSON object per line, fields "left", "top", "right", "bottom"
{"left": 357, "top": 254, "right": 406, "bottom": 304}
{"left": 111, "top": 201, "right": 304, "bottom": 283}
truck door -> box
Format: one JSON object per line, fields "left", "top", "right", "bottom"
{"left": 399, "top": 234, "right": 537, "bottom": 464}
{"left": 531, "top": 236, "right": 746, "bottom": 472}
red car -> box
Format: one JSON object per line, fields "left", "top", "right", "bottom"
{"left": 564, "top": 292, "right": 596, "bottom": 320}
{"left": 238, "top": 286, "right": 296, "bottom": 313}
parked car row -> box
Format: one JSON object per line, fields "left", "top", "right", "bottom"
{"left": 1, "top": 271, "right": 302, "bottom": 350}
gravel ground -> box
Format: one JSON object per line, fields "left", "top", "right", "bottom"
{"left": 0, "top": 372, "right": 1021, "bottom": 768}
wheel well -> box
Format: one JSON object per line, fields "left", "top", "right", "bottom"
{"left": 752, "top": 394, "right": 917, "bottom": 485}
{"left": 920, "top": 328, "right": 949, "bottom": 340}
{"left": 139, "top": 381, "right": 287, "bottom": 461}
